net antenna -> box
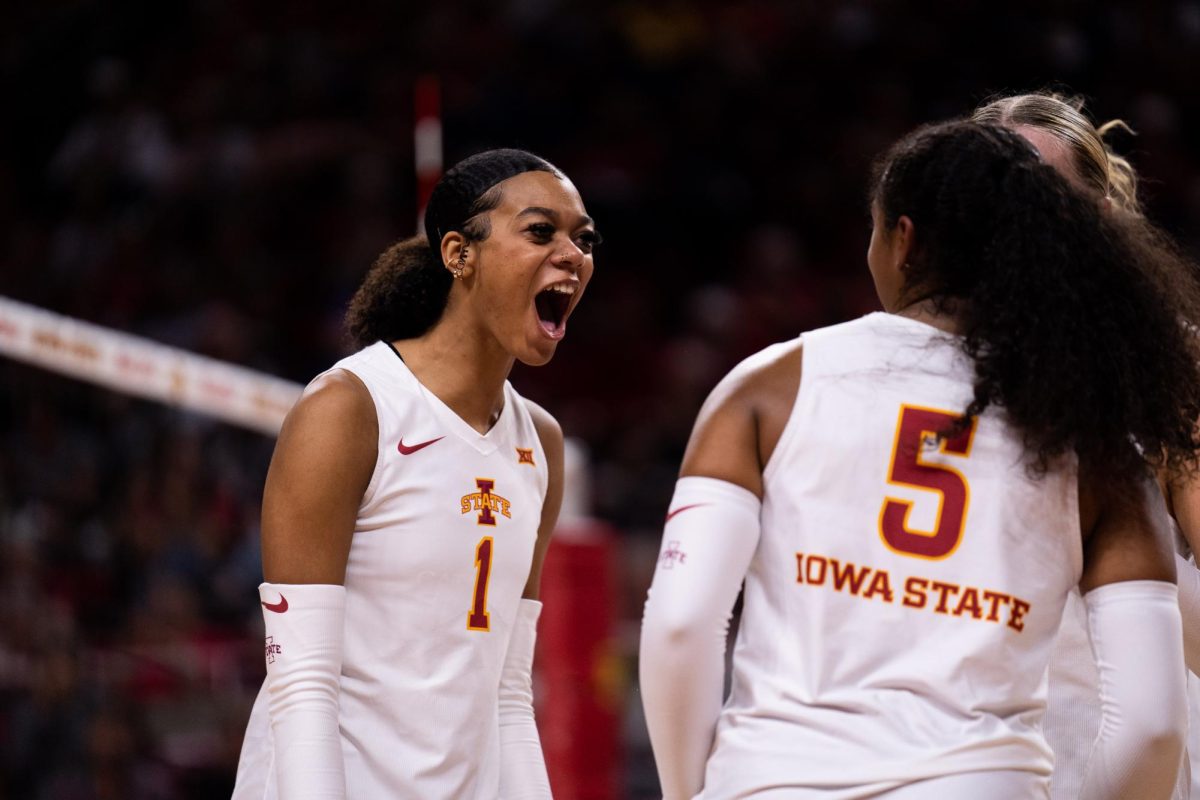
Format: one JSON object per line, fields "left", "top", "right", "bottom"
{"left": 414, "top": 75, "right": 443, "bottom": 234}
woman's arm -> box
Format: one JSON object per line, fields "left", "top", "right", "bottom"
{"left": 494, "top": 401, "right": 562, "bottom": 800}
{"left": 1164, "top": 473, "right": 1200, "bottom": 673}
{"left": 522, "top": 401, "right": 564, "bottom": 601}
{"left": 1078, "top": 476, "right": 1186, "bottom": 800}
{"left": 261, "top": 370, "right": 377, "bottom": 584}
{"left": 640, "top": 343, "right": 802, "bottom": 800}
{"left": 258, "top": 369, "right": 378, "bottom": 800}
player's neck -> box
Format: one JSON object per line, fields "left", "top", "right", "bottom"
{"left": 893, "top": 298, "right": 961, "bottom": 335}
{"left": 390, "top": 324, "right": 512, "bottom": 435}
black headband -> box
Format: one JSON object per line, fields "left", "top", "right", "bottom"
{"left": 423, "top": 148, "right": 558, "bottom": 262}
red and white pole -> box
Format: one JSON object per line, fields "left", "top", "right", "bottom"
{"left": 414, "top": 75, "right": 442, "bottom": 234}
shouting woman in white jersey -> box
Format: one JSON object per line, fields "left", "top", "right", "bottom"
{"left": 233, "top": 149, "right": 599, "bottom": 799}
{"left": 640, "top": 121, "right": 1200, "bottom": 800}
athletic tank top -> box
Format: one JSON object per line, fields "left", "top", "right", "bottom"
{"left": 233, "top": 341, "right": 548, "bottom": 799}
{"left": 701, "top": 313, "right": 1081, "bottom": 795}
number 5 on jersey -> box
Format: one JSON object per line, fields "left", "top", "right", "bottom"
{"left": 880, "top": 405, "right": 976, "bottom": 560}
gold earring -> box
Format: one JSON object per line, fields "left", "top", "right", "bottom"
{"left": 453, "top": 244, "right": 469, "bottom": 278}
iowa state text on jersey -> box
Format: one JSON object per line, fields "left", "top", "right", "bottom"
{"left": 795, "top": 551, "right": 1031, "bottom": 632}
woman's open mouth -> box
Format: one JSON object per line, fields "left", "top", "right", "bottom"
{"left": 535, "top": 281, "right": 577, "bottom": 338}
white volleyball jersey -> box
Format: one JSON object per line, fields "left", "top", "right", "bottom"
{"left": 701, "top": 313, "right": 1081, "bottom": 797}
{"left": 233, "top": 341, "right": 548, "bottom": 799}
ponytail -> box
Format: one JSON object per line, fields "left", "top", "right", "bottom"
{"left": 344, "top": 236, "right": 452, "bottom": 348}
{"left": 1096, "top": 118, "right": 1140, "bottom": 215}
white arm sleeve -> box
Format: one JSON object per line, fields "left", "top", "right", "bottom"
{"left": 1174, "top": 552, "right": 1200, "bottom": 675}
{"left": 260, "top": 582, "right": 347, "bottom": 799}
{"left": 1081, "top": 580, "right": 1187, "bottom": 800}
{"left": 498, "top": 598, "right": 553, "bottom": 800}
{"left": 639, "top": 476, "right": 762, "bottom": 800}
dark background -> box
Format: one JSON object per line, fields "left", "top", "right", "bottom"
{"left": 1, "top": 1, "right": 1197, "bottom": 797}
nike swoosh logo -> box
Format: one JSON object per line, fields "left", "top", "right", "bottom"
{"left": 665, "top": 503, "right": 708, "bottom": 523}
{"left": 262, "top": 595, "right": 288, "bottom": 613}
{"left": 397, "top": 436, "right": 444, "bottom": 455}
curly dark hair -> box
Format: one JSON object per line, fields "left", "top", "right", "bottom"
{"left": 345, "top": 148, "right": 560, "bottom": 347}
{"left": 871, "top": 120, "right": 1200, "bottom": 482}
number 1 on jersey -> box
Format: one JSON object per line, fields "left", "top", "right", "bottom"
{"left": 880, "top": 405, "right": 976, "bottom": 560}
{"left": 467, "top": 536, "right": 493, "bottom": 631}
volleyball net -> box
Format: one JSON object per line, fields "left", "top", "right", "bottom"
{"left": 0, "top": 295, "right": 302, "bottom": 435}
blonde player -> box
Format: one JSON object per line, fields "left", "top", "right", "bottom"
{"left": 641, "top": 121, "right": 1200, "bottom": 799}
{"left": 232, "top": 149, "right": 599, "bottom": 798}
{"left": 974, "top": 90, "right": 1200, "bottom": 800}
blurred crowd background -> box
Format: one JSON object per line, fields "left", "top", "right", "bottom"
{"left": 1, "top": 1, "right": 1198, "bottom": 797}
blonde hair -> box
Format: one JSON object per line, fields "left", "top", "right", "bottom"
{"left": 973, "top": 92, "right": 1141, "bottom": 215}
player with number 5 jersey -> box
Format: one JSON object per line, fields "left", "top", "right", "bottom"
{"left": 640, "top": 121, "right": 1200, "bottom": 799}
{"left": 232, "top": 149, "right": 599, "bottom": 799}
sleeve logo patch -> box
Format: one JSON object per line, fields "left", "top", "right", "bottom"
{"left": 665, "top": 503, "right": 708, "bottom": 523}
{"left": 261, "top": 594, "right": 288, "bottom": 613}
{"left": 658, "top": 540, "right": 687, "bottom": 569}
{"left": 265, "top": 636, "right": 282, "bottom": 664}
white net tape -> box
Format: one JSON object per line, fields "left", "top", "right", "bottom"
{"left": 0, "top": 295, "right": 302, "bottom": 435}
